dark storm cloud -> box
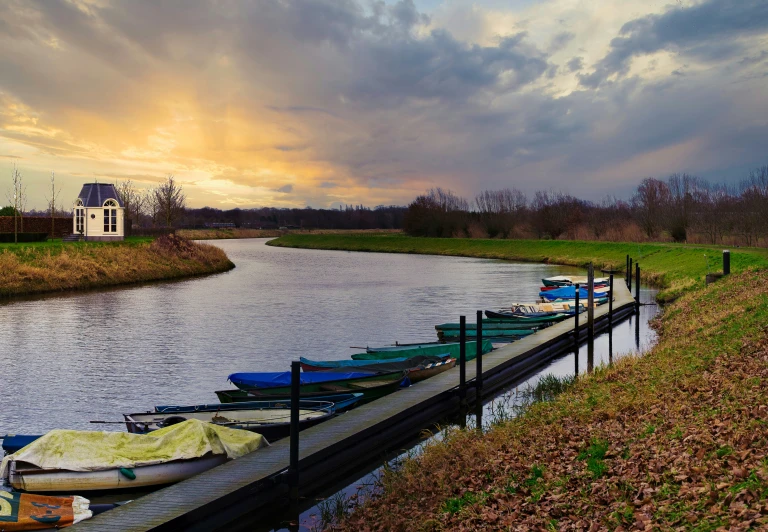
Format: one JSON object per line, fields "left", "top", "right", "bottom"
{"left": 566, "top": 56, "right": 583, "bottom": 72}
{"left": 580, "top": 0, "right": 768, "bottom": 87}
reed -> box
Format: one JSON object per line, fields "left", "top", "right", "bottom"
{"left": 0, "top": 235, "right": 234, "bottom": 298}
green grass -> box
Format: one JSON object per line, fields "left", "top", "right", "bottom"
{"left": 268, "top": 233, "right": 768, "bottom": 301}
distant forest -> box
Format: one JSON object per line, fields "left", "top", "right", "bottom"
{"left": 403, "top": 166, "right": 768, "bottom": 247}
{"left": 178, "top": 204, "right": 407, "bottom": 230}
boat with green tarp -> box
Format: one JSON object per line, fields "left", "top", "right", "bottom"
{"left": 351, "top": 340, "right": 493, "bottom": 361}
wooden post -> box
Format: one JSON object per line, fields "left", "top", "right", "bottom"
{"left": 587, "top": 263, "right": 595, "bottom": 338}
{"left": 459, "top": 315, "right": 466, "bottom": 400}
{"left": 626, "top": 255, "right": 630, "bottom": 287}
{"left": 628, "top": 258, "right": 633, "bottom": 291}
{"left": 289, "top": 361, "right": 300, "bottom": 500}
{"left": 723, "top": 250, "right": 730, "bottom": 276}
{"left": 608, "top": 274, "right": 614, "bottom": 328}
{"left": 475, "top": 310, "right": 483, "bottom": 393}
{"left": 635, "top": 263, "right": 640, "bottom": 307}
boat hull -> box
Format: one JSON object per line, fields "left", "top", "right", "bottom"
{"left": 352, "top": 340, "right": 493, "bottom": 361}
{"left": 8, "top": 454, "right": 227, "bottom": 492}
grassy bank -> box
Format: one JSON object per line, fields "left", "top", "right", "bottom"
{"left": 179, "top": 228, "right": 402, "bottom": 240}
{"left": 0, "top": 235, "right": 234, "bottom": 298}
{"left": 269, "top": 233, "right": 768, "bottom": 301}
{"left": 336, "top": 268, "right": 768, "bottom": 530}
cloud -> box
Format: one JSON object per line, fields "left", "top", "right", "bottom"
{"left": 580, "top": 0, "right": 768, "bottom": 87}
{"left": 0, "top": 0, "right": 767, "bottom": 210}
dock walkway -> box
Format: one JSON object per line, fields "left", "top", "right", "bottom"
{"left": 75, "top": 282, "right": 637, "bottom": 531}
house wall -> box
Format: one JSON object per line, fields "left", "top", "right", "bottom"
{"left": 76, "top": 207, "right": 125, "bottom": 240}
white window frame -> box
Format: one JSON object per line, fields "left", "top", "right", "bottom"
{"left": 103, "top": 199, "right": 118, "bottom": 233}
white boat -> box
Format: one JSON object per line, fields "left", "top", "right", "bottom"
{"left": 542, "top": 275, "right": 609, "bottom": 287}
{"left": 7, "top": 454, "right": 227, "bottom": 492}
{"left": 1, "top": 419, "right": 267, "bottom": 492}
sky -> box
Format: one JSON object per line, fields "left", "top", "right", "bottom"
{"left": 0, "top": 0, "right": 767, "bottom": 210}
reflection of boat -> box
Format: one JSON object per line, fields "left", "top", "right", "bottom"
{"left": 124, "top": 400, "right": 337, "bottom": 440}
{"left": 218, "top": 371, "right": 408, "bottom": 405}
{"left": 1, "top": 420, "right": 266, "bottom": 492}
{"left": 300, "top": 356, "right": 456, "bottom": 383}
{"left": 352, "top": 340, "right": 493, "bottom": 361}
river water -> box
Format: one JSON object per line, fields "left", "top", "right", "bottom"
{"left": 0, "top": 238, "right": 639, "bottom": 435}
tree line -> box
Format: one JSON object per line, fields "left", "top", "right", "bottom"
{"left": 404, "top": 166, "right": 768, "bottom": 246}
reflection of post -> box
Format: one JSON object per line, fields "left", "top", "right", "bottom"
{"left": 475, "top": 395, "right": 483, "bottom": 434}
{"left": 635, "top": 306, "right": 641, "bottom": 351}
{"left": 608, "top": 274, "right": 614, "bottom": 328}
{"left": 608, "top": 324, "right": 613, "bottom": 365}
{"left": 574, "top": 344, "right": 580, "bottom": 377}
{"left": 587, "top": 332, "right": 594, "bottom": 373}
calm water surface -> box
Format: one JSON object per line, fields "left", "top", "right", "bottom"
{"left": 0, "top": 238, "right": 601, "bottom": 434}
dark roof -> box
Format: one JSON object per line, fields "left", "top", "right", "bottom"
{"left": 77, "top": 183, "right": 124, "bottom": 208}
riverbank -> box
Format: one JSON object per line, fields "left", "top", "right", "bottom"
{"left": 178, "top": 228, "right": 402, "bottom": 240}
{"left": 0, "top": 234, "right": 234, "bottom": 298}
{"left": 336, "top": 268, "right": 768, "bottom": 530}
{"left": 268, "top": 233, "right": 768, "bottom": 302}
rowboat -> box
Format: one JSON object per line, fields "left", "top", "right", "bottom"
{"left": 123, "top": 400, "right": 338, "bottom": 440}
{"left": 0, "top": 492, "right": 92, "bottom": 529}
{"left": 219, "top": 371, "right": 408, "bottom": 404}
{"left": 351, "top": 340, "right": 493, "bottom": 361}
{"left": 1, "top": 434, "right": 40, "bottom": 455}
{"left": 437, "top": 329, "right": 536, "bottom": 340}
{"left": 300, "top": 356, "right": 456, "bottom": 383}
{"left": 227, "top": 371, "right": 378, "bottom": 389}
{"left": 542, "top": 276, "right": 609, "bottom": 287}
{"left": 504, "top": 302, "right": 583, "bottom": 314}
{"left": 483, "top": 310, "right": 572, "bottom": 322}
{"left": 1, "top": 420, "right": 266, "bottom": 492}
{"left": 435, "top": 320, "right": 544, "bottom": 330}
{"left": 539, "top": 286, "right": 610, "bottom": 302}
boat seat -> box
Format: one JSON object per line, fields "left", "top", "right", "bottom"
{"left": 319, "top": 384, "right": 349, "bottom": 392}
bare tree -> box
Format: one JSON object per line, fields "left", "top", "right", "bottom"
{"left": 5, "top": 164, "right": 22, "bottom": 243}
{"left": 45, "top": 172, "right": 61, "bottom": 240}
{"left": 154, "top": 174, "right": 186, "bottom": 228}
{"left": 632, "top": 178, "right": 669, "bottom": 239}
{"left": 116, "top": 179, "right": 145, "bottom": 230}
{"left": 475, "top": 188, "right": 527, "bottom": 238}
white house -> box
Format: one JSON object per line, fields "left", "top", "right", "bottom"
{"left": 73, "top": 183, "right": 125, "bottom": 241}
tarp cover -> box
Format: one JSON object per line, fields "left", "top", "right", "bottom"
{"left": 0, "top": 420, "right": 266, "bottom": 478}
{"left": 0, "top": 492, "right": 91, "bottom": 530}
{"left": 227, "top": 371, "right": 374, "bottom": 388}
{"left": 301, "top": 355, "right": 447, "bottom": 372}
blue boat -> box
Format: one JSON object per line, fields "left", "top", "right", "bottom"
{"left": 155, "top": 394, "right": 364, "bottom": 414}
{"left": 228, "top": 371, "right": 375, "bottom": 389}
{"left": 540, "top": 286, "right": 610, "bottom": 302}
{"left": 1, "top": 434, "right": 40, "bottom": 454}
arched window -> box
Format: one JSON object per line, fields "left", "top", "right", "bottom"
{"left": 104, "top": 200, "right": 118, "bottom": 233}
{"left": 75, "top": 200, "right": 85, "bottom": 233}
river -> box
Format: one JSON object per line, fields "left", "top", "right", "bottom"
{"left": 0, "top": 238, "right": 654, "bottom": 434}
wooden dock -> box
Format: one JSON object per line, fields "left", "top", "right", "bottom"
{"left": 74, "top": 282, "right": 637, "bottom": 531}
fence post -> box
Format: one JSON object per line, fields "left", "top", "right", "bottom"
{"left": 635, "top": 263, "right": 640, "bottom": 307}
{"left": 289, "top": 361, "right": 300, "bottom": 500}
{"left": 723, "top": 250, "right": 730, "bottom": 276}
{"left": 459, "top": 315, "right": 466, "bottom": 401}
{"left": 475, "top": 310, "right": 483, "bottom": 394}
{"left": 626, "top": 255, "right": 630, "bottom": 287}
{"left": 629, "top": 258, "right": 633, "bottom": 291}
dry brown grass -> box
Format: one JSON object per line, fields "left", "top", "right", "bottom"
{"left": 335, "top": 270, "right": 768, "bottom": 530}
{"left": 0, "top": 235, "right": 234, "bottom": 298}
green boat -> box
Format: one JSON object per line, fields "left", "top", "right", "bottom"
{"left": 215, "top": 371, "right": 406, "bottom": 405}
{"left": 437, "top": 329, "right": 536, "bottom": 340}
{"left": 435, "top": 320, "right": 542, "bottom": 331}
{"left": 352, "top": 340, "right": 493, "bottom": 361}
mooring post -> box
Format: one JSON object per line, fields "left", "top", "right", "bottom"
{"left": 629, "top": 258, "right": 633, "bottom": 291}
{"left": 587, "top": 263, "right": 595, "bottom": 339}
{"left": 608, "top": 274, "right": 614, "bottom": 328}
{"left": 289, "top": 360, "right": 300, "bottom": 500}
{"left": 459, "top": 315, "right": 466, "bottom": 401}
{"left": 574, "top": 283, "right": 580, "bottom": 348}
{"left": 635, "top": 263, "right": 640, "bottom": 307}
{"left": 723, "top": 250, "right": 730, "bottom": 276}
{"left": 475, "top": 310, "right": 483, "bottom": 394}
{"left": 626, "top": 255, "right": 630, "bottom": 287}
